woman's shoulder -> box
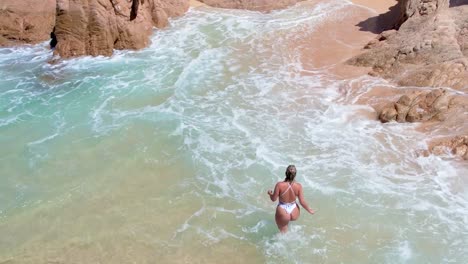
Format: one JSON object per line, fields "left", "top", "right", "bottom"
{"left": 276, "top": 181, "right": 302, "bottom": 187}
{"left": 275, "top": 181, "right": 288, "bottom": 188}
{"left": 292, "top": 182, "right": 303, "bottom": 188}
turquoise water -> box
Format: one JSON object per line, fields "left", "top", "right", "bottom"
{"left": 1, "top": 1, "right": 467, "bottom": 263}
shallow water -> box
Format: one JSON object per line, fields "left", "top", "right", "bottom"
{"left": 0, "top": 1, "right": 467, "bottom": 263}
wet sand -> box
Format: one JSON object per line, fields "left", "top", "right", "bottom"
{"left": 296, "top": 0, "right": 397, "bottom": 78}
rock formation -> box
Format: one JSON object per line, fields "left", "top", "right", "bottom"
{"left": 54, "top": 0, "right": 190, "bottom": 58}
{"left": 0, "top": 0, "right": 189, "bottom": 57}
{"left": 348, "top": 0, "right": 468, "bottom": 90}
{"left": 378, "top": 89, "right": 451, "bottom": 123}
{"left": 0, "top": 0, "right": 56, "bottom": 46}
{"left": 428, "top": 135, "right": 468, "bottom": 160}
{"left": 349, "top": 0, "right": 468, "bottom": 160}
{"left": 198, "top": 0, "right": 304, "bottom": 11}
{"left": 377, "top": 88, "right": 468, "bottom": 160}
{"left": 1, "top": 0, "right": 306, "bottom": 57}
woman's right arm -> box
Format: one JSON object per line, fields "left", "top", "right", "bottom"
{"left": 268, "top": 182, "right": 280, "bottom": 202}
{"left": 298, "top": 184, "right": 315, "bottom": 214}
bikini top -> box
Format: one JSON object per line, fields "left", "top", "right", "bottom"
{"left": 280, "top": 182, "right": 294, "bottom": 196}
{"left": 279, "top": 182, "right": 296, "bottom": 202}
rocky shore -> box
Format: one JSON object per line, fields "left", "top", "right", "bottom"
{"left": 1, "top": 0, "right": 190, "bottom": 58}
{"left": 1, "top": 0, "right": 466, "bottom": 160}
{"left": 348, "top": 0, "right": 468, "bottom": 160}
{"left": 0, "top": 0, "right": 300, "bottom": 57}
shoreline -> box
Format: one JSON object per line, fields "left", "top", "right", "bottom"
{"left": 1, "top": 1, "right": 467, "bottom": 263}
{"left": 334, "top": 0, "right": 467, "bottom": 160}
{"left": 297, "top": 0, "right": 397, "bottom": 79}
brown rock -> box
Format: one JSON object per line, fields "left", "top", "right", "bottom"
{"left": 54, "top": 0, "right": 189, "bottom": 58}
{"left": 379, "top": 104, "right": 398, "bottom": 123}
{"left": 152, "top": 7, "right": 169, "bottom": 28}
{"left": 454, "top": 144, "right": 467, "bottom": 156}
{"left": 378, "top": 30, "right": 397, "bottom": 41}
{"left": 406, "top": 89, "right": 447, "bottom": 122}
{"left": 0, "top": 0, "right": 56, "bottom": 46}
{"left": 159, "top": 0, "right": 191, "bottom": 17}
{"left": 396, "top": 0, "right": 449, "bottom": 27}
{"left": 348, "top": 0, "right": 468, "bottom": 90}
{"left": 428, "top": 135, "right": 468, "bottom": 159}
{"left": 395, "top": 102, "right": 411, "bottom": 122}
{"left": 364, "top": 39, "right": 379, "bottom": 49}
{"left": 379, "top": 89, "right": 452, "bottom": 123}
{"left": 397, "top": 93, "right": 417, "bottom": 106}
{"left": 406, "top": 104, "right": 425, "bottom": 122}
{"left": 394, "top": 92, "right": 421, "bottom": 122}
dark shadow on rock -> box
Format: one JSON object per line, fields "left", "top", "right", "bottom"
{"left": 450, "top": 0, "right": 468, "bottom": 7}
{"left": 50, "top": 27, "right": 57, "bottom": 49}
{"left": 130, "top": 0, "right": 139, "bottom": 21}
{"left": 355, "top": 0, "right": 402, "bottom": 34}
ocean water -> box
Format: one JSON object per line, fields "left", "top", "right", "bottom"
{"left": 0, "top": 1, "right": 467, "bottom": 263}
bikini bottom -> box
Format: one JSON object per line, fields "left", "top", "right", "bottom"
{"left": 278, "top": 201, "right": 297, "bottom": 214}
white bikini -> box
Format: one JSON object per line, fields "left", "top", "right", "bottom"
{"left": 278, "top": 182, "right": 297, "bottom": 214}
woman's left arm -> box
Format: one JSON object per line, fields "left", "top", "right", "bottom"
{"left": 267, "top": 183, "right": 280, "bottom": 201}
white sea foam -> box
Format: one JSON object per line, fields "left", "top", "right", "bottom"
{"left": 0, "top": 0, "right": 467, "bottom": 262}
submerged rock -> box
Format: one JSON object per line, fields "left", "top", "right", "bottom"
{"left": 378, "top": 89, "right": 451, "bottom": 123}
{"left": 428, "top": 135, "right": 468, "bottom": 160}
{"left": 376, "top": 87, "right": 468, "bottom": 159}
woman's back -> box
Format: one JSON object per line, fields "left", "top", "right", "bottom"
{"left": 278, "top": 181, "right": 298, "bottom": 203}
{"left": 267, "top": 165, "right": 315, "bottom": 233}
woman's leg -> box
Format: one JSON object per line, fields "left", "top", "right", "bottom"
{"left": 275, "top": 206, "right": 290, "bottom": 233}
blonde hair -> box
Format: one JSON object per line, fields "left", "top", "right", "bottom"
{"left": 285, "top": 165, "right": 296, "bottom": 182}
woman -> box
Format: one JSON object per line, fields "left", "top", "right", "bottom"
{"left": 267, "top": 165, "right": 315, "bottom": 233}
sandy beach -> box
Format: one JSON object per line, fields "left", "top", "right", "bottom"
{"left": 290, "top": 0, "right": 396, "bottom": 80}
{"left": 191, "top": 0, "right": 397, "bottom": 13}
{"left": 189, "top": 0, "right": 399, "bottom": 76}
{"left": 351, "top": 0, "right": 396, "bottom": 13}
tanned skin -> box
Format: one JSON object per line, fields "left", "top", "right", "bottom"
{"left": 268, "top": 166, "right": 315, "bottom": 233}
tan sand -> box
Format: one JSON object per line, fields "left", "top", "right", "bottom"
{"left": 190, "top": 0, "right": 206, "bottom": 7}
{"left": 351, "top": 0, "right": 397, "bottom": 13}
{"left": 295, "top": 0, "right": 397, "bottom": 80}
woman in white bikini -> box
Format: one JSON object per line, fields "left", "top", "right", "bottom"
{"left": 267, "top": 165, "right": 315, "bottom": 233}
